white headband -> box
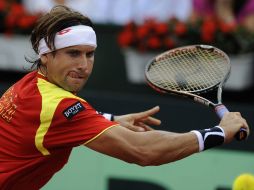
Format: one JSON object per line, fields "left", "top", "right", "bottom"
{"left": 38, "top": 25, "right": 97, "bottom": 56}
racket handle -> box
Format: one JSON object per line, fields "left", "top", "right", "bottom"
{"left": 215, "top": 104, "right": 247, "bottom": 141}
{"left": 215, "top": 104, "right": 229, "bottom": 119}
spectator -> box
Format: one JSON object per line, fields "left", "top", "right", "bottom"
{"left": 0, "top": 0, "right": 39, "bottom": 34}
{"left": 192, "top": 0, "right": 254, "bottom": 32}
{"left": 134, "top": 0, "right": 192, "bottom": 24}
{"left": 23, "top": 0, "right": 88, "bottom": 16}
{"left": 23, "top": 0, "right": 193, "bottom": 25}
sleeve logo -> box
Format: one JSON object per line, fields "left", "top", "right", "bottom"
{"left": 63, "top": 101, "right": 85, "bottom": 120}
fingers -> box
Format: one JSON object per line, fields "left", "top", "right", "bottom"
{"left": 123, "top": 121, "right": 155, "bottom": 132}
{"left": 142, "top": 116, "right": 161, "bottom": 126}
{"left": 220, "top": 112, "right": 250, "bottom": 142}
{"left": 124, "top": 123, "right": 147, "bottom": 132}
{"left": 116, "top": 106, "right": 161, "bottom": 132}
{"left": 142, "top": 125, "right": 154, "bottom": 131}
{"left": 130, "top": 124, "right": 154, "bottom": 132}
{"left": 233, "top": 113, "right": 249, "bottom": 133}
{"left": 132, "top": 106, "right": 161, "bottom": 129}
{"left": 136, "top": 122, "right": 155, "bottom": 131}
{"left": 133, "top": 106, "right": 160, "bottom": 120}
{"left": 240, "top": 117, "right": 249, "bottom": 135}
{"left": 235, "top": 112, "right": 241, "bottom": 116}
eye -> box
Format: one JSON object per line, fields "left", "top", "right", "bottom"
{"left": 66, "top": 50, "right": 81, "bottom": 57}
{"left": 86, "top": 51, "right": 95, "bottom": 58}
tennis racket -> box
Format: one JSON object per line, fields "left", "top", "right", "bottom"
{"left": 145, "top": 44, "right": 247, "bottom": 141}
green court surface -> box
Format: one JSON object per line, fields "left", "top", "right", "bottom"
{"left": 43, "top": 147, "right": 254, "bottom": 190}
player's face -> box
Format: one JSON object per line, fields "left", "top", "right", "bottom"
{"left": 41, "top": 45, "right": 95, "bottom": 93}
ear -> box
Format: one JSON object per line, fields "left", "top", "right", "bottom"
{"left": 40, "top": 55, "right": 48, "bottom": 65}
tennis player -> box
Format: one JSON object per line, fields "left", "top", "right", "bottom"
{"left": 0, "top": 5, "right": 249, "bottom": 190}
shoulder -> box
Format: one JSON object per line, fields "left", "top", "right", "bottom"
{"left": 36, "top": 74, "right": 85, "bottom": 103}
{"left": 36, "top": 73, "right": 87, "bottom": 118}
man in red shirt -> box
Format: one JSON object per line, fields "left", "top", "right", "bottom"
{"left": 0, "top": 5, "right": 249, "bottom": 190}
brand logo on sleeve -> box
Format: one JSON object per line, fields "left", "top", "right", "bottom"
{"left": 63, "top": 101, "right": 85, "bottom": 120}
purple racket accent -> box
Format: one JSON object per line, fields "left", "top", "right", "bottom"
{"left": 215, "top": 104, "right": 229, "bottom": 119}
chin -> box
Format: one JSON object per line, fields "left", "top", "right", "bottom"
{"left": 63, "top": 78, "right": 87, "bottom": 92}
{"left": 71, "top": 84, "right": 85, "bottom": 93}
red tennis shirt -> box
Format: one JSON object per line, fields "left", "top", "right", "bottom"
{"left": 0, "top": 71, "right": 118, "bottom": 189}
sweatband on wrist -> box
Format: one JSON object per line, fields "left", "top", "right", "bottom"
{"left": 38, "top": 25, "right": 97, "bottom": 56}
{"left": 98, "top": 112, "right": 114, "bottom": 121}
{"left": 191, "top": 126, "right": 225, "bottom": 152}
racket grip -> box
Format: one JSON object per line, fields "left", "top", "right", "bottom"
{"left": 215, "top": 104, "right": 229, "bottom": 119}
{"left": 215, "top": 104, "right": 247, "bottom": 141}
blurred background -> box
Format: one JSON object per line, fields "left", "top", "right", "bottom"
{"left": 0, "top": 0, "right": 254, "bottom": 189}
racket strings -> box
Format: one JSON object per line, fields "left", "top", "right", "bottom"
{"left": 147, "top": 48, "right": 229, "bottom": 92}
{"left": 194, "top": 49, "right": 225, "bottom": 86}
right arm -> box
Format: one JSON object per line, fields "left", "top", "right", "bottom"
{"left": 85, "top": 112, "right": 249, "bottom": 166}
{"left": 86, "top": 126, "right": 199, "bottom": 166}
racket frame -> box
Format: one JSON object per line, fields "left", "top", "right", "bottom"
{"left": 145, "top": 45, "right": 231, "bottom": 109}
{"left": 145, "top": 45, "right": 247, "bottom": 141}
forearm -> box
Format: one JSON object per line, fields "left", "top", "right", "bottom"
{"left": 86, "top": 126, "right": 199, "bottom": 166}
{"left": 130, "top": 130, "right": 199, "bottom": 166}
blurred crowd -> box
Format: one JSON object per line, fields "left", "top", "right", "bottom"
{"left": 0, "top": 0, "right": 253, "bottom": 57}
{"left": 0, "top": 0, "right": 253, "bottom": 35}
{"left": 21, "top": 0, "right": 192, "bottom": 24}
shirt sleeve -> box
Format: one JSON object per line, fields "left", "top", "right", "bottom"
{"left": 43, "top": 98, "right": 119, "bottom": 151}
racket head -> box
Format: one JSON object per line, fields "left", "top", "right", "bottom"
{"left": 145, "top": 45, "right": 231, "bottom": 95}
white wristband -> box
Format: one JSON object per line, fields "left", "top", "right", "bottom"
{"left": 102, "top": 113, "right": 113, "bottom": 121}
{"left": 191, "top": 130, "right": 204, "bottom": 152}
{"left": 97, "top": 111, "right": 114, "bottom": 121}
{"left": 191, "top": 126, "right": 225, "bottom": 152}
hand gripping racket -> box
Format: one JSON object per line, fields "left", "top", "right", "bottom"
{"left": 145, "top": 44, "right": 247, "bottom": 141}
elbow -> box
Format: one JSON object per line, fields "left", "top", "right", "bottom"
{"left": 134, "top": 155, "right": 164, "bottom": 167}
{"left": 132, "top": 157, "right": 152, "bottom": 167}
{"left": 136, "top": 160, "right": 162, "bottom": 167}
{"left": 127, "top": 147, "right": 163, "bottom": 167}
{"left": 127, "top": 146, "right": 181, "bottom": 166}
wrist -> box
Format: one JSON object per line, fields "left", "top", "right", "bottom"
{"left": 191, "top": 126, "right": 225, "bottom": 152}
{"left": 98, "top": 112, "right": 115, "bottom": 121}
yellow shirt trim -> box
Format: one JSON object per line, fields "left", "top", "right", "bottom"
{"left": 83, "top": 124, "right": 120, "bottom": 145}
{"left": 35, "top": 78, "right": 85, "bottom": 156}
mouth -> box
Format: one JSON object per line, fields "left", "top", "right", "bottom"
{"left": 68, "top": 71, "right": 84, "bottom": 79}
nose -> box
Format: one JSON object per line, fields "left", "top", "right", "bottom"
{"left": 78, "top": 54, "right": 88, "bottom": 69}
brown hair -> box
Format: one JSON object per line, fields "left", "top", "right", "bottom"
{"left": 28, "top": 5, "right": 94, "bottom": 70}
